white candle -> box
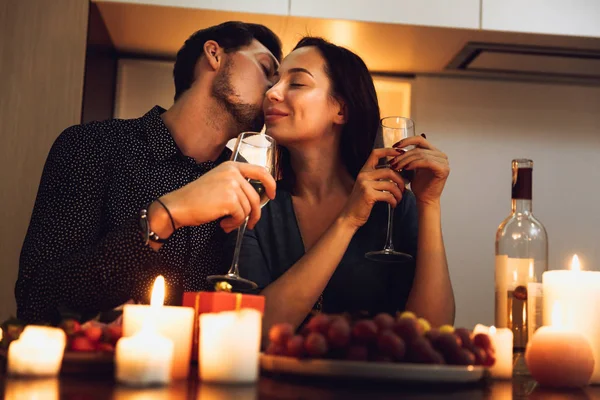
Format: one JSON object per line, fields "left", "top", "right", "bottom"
{"left": 123, "top": 278, "right": 194, "bottom": 380}
{"left": 473, "top": 324, "right": 513, "bottom": 379}
{"left": 542, "top": 254, "right": 600, "bottom": 384}
{"left": 115, "top": 327, "right": 173, "bottom": 386}
{"left": 526, "top": 301, "right": 594, "bottom": 388}
{"left": 7, "top": 326, "right": 66, "bottom": 377}
{"left": 116, "top": 276, "right": 174, "bottom": 386}
{"left": 199, "top": 308, "right": 262, "bottom": 384}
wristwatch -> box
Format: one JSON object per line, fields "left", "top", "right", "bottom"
{"left": 140, "top": 206, "right": 168, "bottom": 245}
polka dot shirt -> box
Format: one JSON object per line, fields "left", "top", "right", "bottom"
{"left": 17, "top": 106, "right": 230, "bottom": 323}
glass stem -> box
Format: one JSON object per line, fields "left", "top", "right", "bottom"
{"left": 383, "top": 204, "right": 395, "bottom": 251}
{"left": 227, "top": 216, "right": 249, "bottom": 277}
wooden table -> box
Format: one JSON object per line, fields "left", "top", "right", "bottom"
{"left": 2, "top": 368, "right": 599, "bottom": 399}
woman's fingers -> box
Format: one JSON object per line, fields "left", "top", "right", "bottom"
{"left": 362, "top": 148, "right": 405, "bottom": 172}
{"left": 371, "top": 180, "right": 404, "bottom": 203}
{"left": 393, "top": 135, "right": 439, "bottom": 152}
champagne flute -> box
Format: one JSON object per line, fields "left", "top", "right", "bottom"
{"left": 207, "top": 132, "right": 276, "bottom": 291}
{"left": 365, "top": 116, "right": 415, "bottom": 262}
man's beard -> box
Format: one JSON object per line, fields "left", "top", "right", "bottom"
{"left": 212, "top": 59, "right": 264, "bottom": 134}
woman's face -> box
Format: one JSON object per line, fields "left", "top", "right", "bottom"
{"left": 263, "top": 46, "right": 345, "bottom": 145}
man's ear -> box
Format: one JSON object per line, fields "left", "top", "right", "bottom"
{"left": 203, "top": 40, "right": 222, "bottom": 71}
{"left": 333, "top": 99, "right": 348, "bottom": 125}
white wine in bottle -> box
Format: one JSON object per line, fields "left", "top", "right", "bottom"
{"left": 495, "top": 159, "right": 548, "bottom": 375}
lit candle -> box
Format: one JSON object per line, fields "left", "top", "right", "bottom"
{"left": 7, "top": 326, "right": 66, "bottom": 377}
{"left": 5, "top": 378, "right": 59, "bottom": 400}
{"left": 115, "top": 276, "right": 174, "bottom": 386}
{"left": 473, "top": 324, "right": 513, "bottom": 379}
{"left": 526, "top": 301, "right": 594, "bottom": 388}
{"left": 199, "top": 308, "right": 262, "bottom": 384}
{"left": 123, "top": 277, "right": 194, "bottom": 380}
{"left": 542, "top": 254, "right": 600, "bottom": 384}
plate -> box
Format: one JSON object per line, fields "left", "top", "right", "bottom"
{"left": 260, "top": 354, "right": 486, "bottom": 383}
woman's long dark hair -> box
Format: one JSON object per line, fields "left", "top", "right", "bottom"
{"left": 276, "top": 37, "right": 380, "bottom": 189}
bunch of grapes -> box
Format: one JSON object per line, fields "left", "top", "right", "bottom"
{"left": 265, "top": 312, "right": 495, "bottom": 367}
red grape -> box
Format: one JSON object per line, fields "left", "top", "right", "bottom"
{"left": 269, "top": 323, "right": 294, "bottom": 347}
{"left": 406, "top": 337, "right": 444, "bottom": 364}
{"left": 306, "top": 314, "right": 331, "bottom": 335}
{"left": 449, "top": 348, "right": 476, "bottom": 366}
{"left": 431, "top": 333, "right": 462, "bottom": 356}
{"left": 351, "top": 320, "right": 378, "bottom": 344}
{"left": 377, "top": 330, "right": 406, "bottom": 361}
{"left": 373, "top": 313, "right": 395, "bottom": 331}
{"left": 392, "top": 317, "right": 420, "bottom": 343}
{"left": 482, "top": 348, "right": 496, "bottom": 367}
{"left": 286, "top": 335, "right": 305, "bottom": 358}
{"left": 454, "top": 328, "right": 473, "bottom": 349}
{"left": 265, "top": 342, "right": 285, "bottom": 356}
{"left": 346, "top": 345, "right": 369, "bottom": 361}
{"left": 470, "top": 346, "right": 487, "bottom": 366}
{"left": 473, "top": 333, "right": 492, "bottom": 351}
{"left": 327, "top": 318, "right": 351, "bottom": 348}
{"left": 304, "top": 332, "right": 329, "bottom": 358}
{"left": 424, "top": 328, "right": 441, "bottom": 343}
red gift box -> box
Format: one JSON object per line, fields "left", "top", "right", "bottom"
{"left": 182, "top": 291, "right": 265, "bottom": 360}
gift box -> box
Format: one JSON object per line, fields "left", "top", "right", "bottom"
{"left": 182, "top": 291, "right": 265, "bottom": 360}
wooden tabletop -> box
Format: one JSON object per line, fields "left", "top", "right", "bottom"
{"left": 1, "top": 368, "right": 599, "bottom": 400}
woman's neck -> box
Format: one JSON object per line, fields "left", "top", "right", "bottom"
{"left": 289, "top": 135, "right": 353, "bottom": 203}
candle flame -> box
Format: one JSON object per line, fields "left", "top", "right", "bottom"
{"left": 551, "top": 301, "right": 562, "bottom": 327}
{"left": 571, "top": 254, "right": 581, "bottom": 272}
{"left": 150, "top": 275, "right": 165, "bottom": 307}
{"left": 490, "top": 326, "right": 496, "bottom": 335}
{"left": 522, "top": 303, "right": 526, "bottom": 323}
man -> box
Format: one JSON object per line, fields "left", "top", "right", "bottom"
{"left": 16, "top": 21, "right": 282, "bottom": 324}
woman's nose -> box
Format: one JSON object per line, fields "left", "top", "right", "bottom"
{"left": 265, "top": 83, "right": 283, "bottom": 103}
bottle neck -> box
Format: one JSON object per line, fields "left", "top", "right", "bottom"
{"left": 512, "top": 199, "right": 532, "bottom": 214}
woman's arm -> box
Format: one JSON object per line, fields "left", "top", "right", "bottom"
{"left": 392, "top": 134, "right": 454, "bottom": 326}
{"left": 405, "top": 201, "right": 455, "bottom": 326}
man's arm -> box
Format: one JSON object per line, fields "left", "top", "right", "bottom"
{"left": 16, "top": 125, "right": 160, "bottom": 323}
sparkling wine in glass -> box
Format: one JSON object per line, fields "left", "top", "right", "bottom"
{"left": 365, "top": 116, "right": 415, "bottom": 263}
{"left": 207, "top": 132, "right": 276, "bottom": 291}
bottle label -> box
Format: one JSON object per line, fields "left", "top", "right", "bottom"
{"left": 495, "top": 257, "right": 535, "bottom": 328}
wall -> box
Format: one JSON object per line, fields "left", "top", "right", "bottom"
{"left": 412, "top": 76, "right": 600, "bottom": 328}
{"left": 0, "top": 0, "right": 89, "bottom": 321}
{"left": 113, "top": 60, "right": 600, "bottom": 330}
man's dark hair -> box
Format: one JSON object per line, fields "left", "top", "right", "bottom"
{"left": 277, "top": 37, "right": 380, "bottom": 186}
{"left": 173, "top": 21, "right": 282, "bottom": 101}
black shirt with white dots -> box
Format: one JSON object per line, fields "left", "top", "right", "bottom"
{"left": 16, "top": 106, "right": 230, "bottom": 323}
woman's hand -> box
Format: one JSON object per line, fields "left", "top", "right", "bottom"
{"left": 390, "top": 134, "right": 449, "bottom": 206}
{"left": 339, "top": 148, "right": 405, "bottom": 230}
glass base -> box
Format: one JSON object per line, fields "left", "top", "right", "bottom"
{"left": 365, "top": 249, "right": 413, "bottom": 263}
{"left": 513, "top": 350, "right": 530, "bottom": 376}
{"left": 206, "top": 274, "right": 258, "bottom": 291}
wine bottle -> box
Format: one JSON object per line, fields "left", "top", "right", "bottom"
{"left": 495, "top": 159, "right": 548, "bottom": 373}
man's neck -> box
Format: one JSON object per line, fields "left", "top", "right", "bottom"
{"left": 161, "top": 94, "right": 231, "bottom": 164}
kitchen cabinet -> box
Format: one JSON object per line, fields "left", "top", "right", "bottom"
{"left": 94, "top": 0, "right": 290, "bottom": 16}
{"left": 482, "top": 0, "right": 600, "bottom": 38}
{"left": 290, "top": 0, "right": 480, "bottom": 29}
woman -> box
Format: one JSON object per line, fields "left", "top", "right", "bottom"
{"left": 227, "top": 37, "right": 454, "bottom": 333}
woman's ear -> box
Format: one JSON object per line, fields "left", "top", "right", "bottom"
{"left": 333, "top": 100, "right": 348, "bottom": 125}
{"left": 203, "top": 40, "right": 222, "bottom": 71}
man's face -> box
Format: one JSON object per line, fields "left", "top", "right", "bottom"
{"left": 212, "top": 39, "right": 279, "bottom": 135}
